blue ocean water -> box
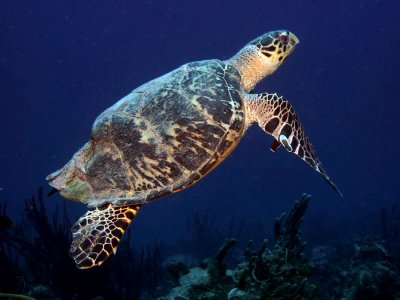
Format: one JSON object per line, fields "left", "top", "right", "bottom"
{"left": 1, "top": 0, "right": 399, "bottom": 298}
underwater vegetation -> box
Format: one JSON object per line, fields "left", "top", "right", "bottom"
{"left": 311, "top": 238, "right": 400, "bottom": 300}
{"left": 1, "top": 189, "right": 400, "bottom": 299}
{"left": 159, "top": 194, "right": 400, "bottom": 300}
{"left": 184, "top": 209, "right": 255, "bottom": 260}
{"left": 160, "top": 194, "right": 315, "bottom": 300}
{"left": 0, "top": 187, "right": 166, "bottom": 300}
{"left": 229, "top": 194, "right": 315, "bottom": 299}
{"left": 380, "top": 204, "right": 400, "bottom": 264}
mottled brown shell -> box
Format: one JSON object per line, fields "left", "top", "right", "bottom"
{"left": 47, "top": 60, "right": 245, "bottom": 207}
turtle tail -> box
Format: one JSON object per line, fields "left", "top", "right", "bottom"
{"left": 69, "top": 203, "right": 141, "bottom": 269}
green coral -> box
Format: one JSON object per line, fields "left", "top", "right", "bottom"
{"left": 342, "top": 239, "right": 400, "bottom": 300}
{"left": 161, "top": 239, "right": 237, "bottom": 299}
{"left": 230, "top": 194, "right": 315, "bottom": 300}
{"left": 161, "top": 194, "right": 315, "bottom": 300}
{"left": 311, "top": 239, "right": 400, "bottom": 299}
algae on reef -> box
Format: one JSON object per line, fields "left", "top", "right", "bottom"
{"left": 160, "top": 193, "right": 400, "bottom": 300}
{"left": 160, "top": 194, "right": 315, "bottom": 300}
{"left": 2, "top": 189, "right": 400, "bottom": 299}
{"left": 0, "top": 187, "right": 166, "bottom": 299}
{"left": 230, "top": 193, "right": 315, "bottom": 299}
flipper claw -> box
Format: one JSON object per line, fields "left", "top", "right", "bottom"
{"left": 47, "top": 187, "right": 59, "bottom": 197}
{"left": 270, "top": 139, "right": 281, "bottom": 152}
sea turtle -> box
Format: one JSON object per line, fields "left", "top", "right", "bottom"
{"left": 47, "top": 29, "right": 342, "bottom": 269}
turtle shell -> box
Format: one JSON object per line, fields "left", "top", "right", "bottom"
{"left": 47, "top": 60, "right": 245, "bottom": 207}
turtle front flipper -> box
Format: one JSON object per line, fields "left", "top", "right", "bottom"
{"left": 70, "top": 203, "right": 141, "bottom": 269}
{"left": 244, "top": 92, "right": 343, "bottom": 196}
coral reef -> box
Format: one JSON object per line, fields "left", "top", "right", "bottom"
{"left": 184, "top": 208, "right": 267, "bottom": 260}
{"left": 161, "top": 194, "right": 400, "bottom": 300}
{"left": 0, "top": 201, "right": 23, "bottom": 294}
{"left": 0, "top": 187, "right": 166, "bottom": 299}
{"left": 2, "top": 189, "right": 400, "bottom": 299}
{"left": 186, "top": 209, "right": 219, "bottom": 259}
{"left": 160, "top": 238, "right": 237, "bottom": 299}
{"left": 381, "top": 204, "right": 400, "bottom": 263}
{"left": 160, "top": 194, "right": 314, "bottom": 299}
{"left": 311, "top": 239, "right": 400, "bottom": 299}
{"left": 342, "top": 239, "right": 400, "bottom": 299}
{"left": 229, "top": 193, "right": 315, "bottom": 300}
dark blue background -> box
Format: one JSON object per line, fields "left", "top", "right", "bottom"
{"left": 1, "top": 1, "right": 399, "bottom": 246}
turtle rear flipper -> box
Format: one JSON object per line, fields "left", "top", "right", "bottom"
{"left": 70, "top": 204, "right": 141, "bottom": 269}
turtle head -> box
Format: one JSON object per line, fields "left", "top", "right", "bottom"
{"left": 46, "top": 142, "right": 93, "bottom": 204}
{"left": 249, "top": 30, "right": 299, "bottom": 67}
{"left": 228, "top": 30, "right": 299, "bottom": 92}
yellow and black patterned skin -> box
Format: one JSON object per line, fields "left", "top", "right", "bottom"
{"left": 47, "top": 60, "right": 244, "bottom": 208}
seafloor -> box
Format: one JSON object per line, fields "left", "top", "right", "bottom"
{"left": 1, "top": 189, "right": 399, "bottom": 300}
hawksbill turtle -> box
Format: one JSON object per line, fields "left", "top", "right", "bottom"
{"left": 47, "top": 30, "right": 342, "bottom": 269}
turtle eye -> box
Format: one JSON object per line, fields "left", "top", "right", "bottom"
{"left": 278, "top": 34, "right": 289, "bottom": 46}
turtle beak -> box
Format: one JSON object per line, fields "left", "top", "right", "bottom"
{"left": 289, "top": 32, "right": 299, "bottom": 46}
{"left": 47, "top": 187, "right": 59, "bottom": 197}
